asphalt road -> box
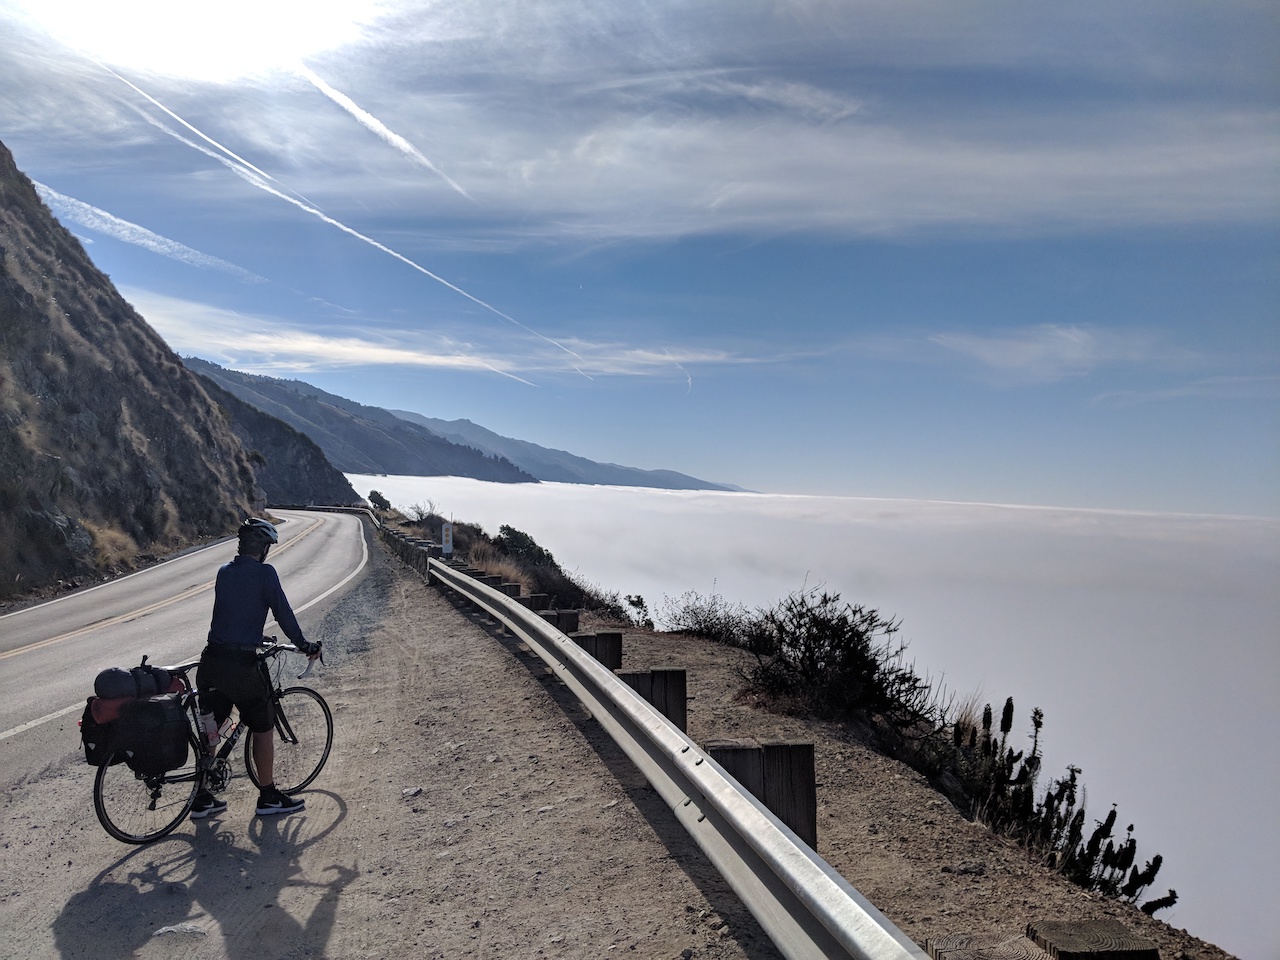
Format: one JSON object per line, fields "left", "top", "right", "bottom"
{"left": 0, "top": 510, "right": 368, "bottom": 775}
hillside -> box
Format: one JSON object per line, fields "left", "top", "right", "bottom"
{"left": 197, "top": 378, "right": 358, "bottom": 507}
{"left": 391, "top": 410, "right": 744, "bottom": 492}
{"left": 183, "top": 357, "right": 535, "bottom": 484}
{"left": 0, "top": 140, "right": 262, "bottom": 600}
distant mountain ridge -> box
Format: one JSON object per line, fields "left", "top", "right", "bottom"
{"left": 390, "top": 411, "right": 743, "bottom": 492}
{"left": 183, "top": 358, "right": 534, "bottom": 483}
{"left": 182, "top": 359, "right": 739, "bottom": 492}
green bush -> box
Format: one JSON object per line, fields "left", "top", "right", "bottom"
{"left": 742, "top": 587, "right": 934, "bottom": 724}
{"left": 494, "top": 524, "right": 557, "bottom": 567}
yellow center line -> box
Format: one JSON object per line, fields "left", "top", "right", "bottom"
{"left": 0, "top": 514, "right": 325, "bottom": 661}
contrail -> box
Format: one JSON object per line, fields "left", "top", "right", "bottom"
{"left": 100, "top": 61, "right": 321, "bottom": 212}
{"left": 297, "top": 64, "right": 473, "bottom": 202}
{"left": 108, "top": 68, "right": 587, "bottom": 370}
{"left": 664, "top": 348, "right": 694, "bottom": 395}
{"left": 33, "top": 181, "right": 263, "bottom": 281}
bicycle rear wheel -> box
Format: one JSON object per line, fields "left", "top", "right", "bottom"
{"left": 93, "top": 751, "right": 201, "bottom": 844}
{"left": 245, "top": 686, "right": 333, "bottom": 794}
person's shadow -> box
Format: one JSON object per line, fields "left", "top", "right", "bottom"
{"left": 54, "top": 791, "right": 354, "bottom": 959}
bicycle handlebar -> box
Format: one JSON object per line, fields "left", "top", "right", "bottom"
{"left": 261, "top": 636, "right": 324, "bottom": 679}
{"left": 159, "top": 639, "right": 323, "bottom": 679}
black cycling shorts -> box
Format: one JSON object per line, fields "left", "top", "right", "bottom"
{"left": 196, "top": 646, "right": 275, "bottom": 733}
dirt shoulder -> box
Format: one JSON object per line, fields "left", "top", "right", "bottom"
{"left": 26, "top": 541, "right": 778, "bottom": 960}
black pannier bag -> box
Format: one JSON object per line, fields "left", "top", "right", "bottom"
{"left": 116, "top": 695, "right": 190, "bottom": 776}
{"left": 79, "top": 698, "right": 124, "bottom": 766}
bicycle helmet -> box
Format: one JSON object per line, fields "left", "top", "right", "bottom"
{"left": 238, "top": 517, "right": 279, "bottom": 550}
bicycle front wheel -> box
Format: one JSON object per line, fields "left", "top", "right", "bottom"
{"left": 245, "top": 686, "right": 333, "bottom": 794}
{"left": 93, "top": 752, "right": 201, "bottom": 844}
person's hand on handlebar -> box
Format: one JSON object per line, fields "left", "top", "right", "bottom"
{"left": 295, "top": 638, "right": 323, "bottom": 661}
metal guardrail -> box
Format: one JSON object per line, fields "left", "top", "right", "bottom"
{"left": 423, "top": 553, "right": 930, "bottom": 960}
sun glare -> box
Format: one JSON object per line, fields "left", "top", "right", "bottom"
{"left": 12, "top": 0, "right": 388, "bottom": 81}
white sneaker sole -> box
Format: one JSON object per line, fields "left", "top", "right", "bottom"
{"left": 255, "top": 803, "right": 305, "bottom": 817}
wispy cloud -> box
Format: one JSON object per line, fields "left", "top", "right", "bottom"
{"left": 120, "top": 287, "right": 536, "bottom": 384}
{"left": 929, "top": 324, "right": 1191, "bottom": 384}
{"left": 1096, "top": 374, "right": 1280, "bottom": 406}
{"left": 7, "top": 4, "right": 1277, "bottom": 241}
{"left": 32, "top": 181, "right": 263, "bottom": 280}
{"left": 122, "top": 287, "right": 765, "bottom": 383}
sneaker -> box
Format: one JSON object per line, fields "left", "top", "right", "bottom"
{"left": 190, "top": 791, "right": 227, "bottom": 819}
{"left": 255, "top": 786, "right": 305, "bottom": 817}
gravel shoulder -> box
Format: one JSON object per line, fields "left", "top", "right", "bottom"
{"left": 8, "top": 534, "right": 1234, "bottom": 959}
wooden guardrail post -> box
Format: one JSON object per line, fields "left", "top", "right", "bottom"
{"left": 595, "top": 631, "right": 623, "bottom": 669}
{"left": 705, "top": 739, "right": 816, "bottom": 847}
{"left": 1026, "top": 919, "right": 1158, "bottom": 960}
{"left": 763, "top": 742, "right": 817, "bottom": 848}
{"left": 572, "top": 631, "right": 623, "bottom": 670}
{"left": 926, "top": 933, "right": 1051, "bottom": 960}
{"left": 706, "top": 739, "right": 765, "bottom": 799}
{"left": 651, "top": 669, "right": 687, "bottom": 732}
{"left": 535, "top": 608, "right": 579, "bottom": 632}
{"left": 618, "top": 669, "right": 687, "bottom": 732}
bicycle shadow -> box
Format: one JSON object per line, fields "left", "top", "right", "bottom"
{"left": 52, "top": 790, "right": 355, "bottom": 960}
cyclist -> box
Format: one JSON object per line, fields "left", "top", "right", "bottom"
{"left": 191, "top": 518, "right": 322, "bottom": 819}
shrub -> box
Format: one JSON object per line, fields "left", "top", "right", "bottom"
{"left": 368, "top": 490, "right": 391, "bottom": 511}
{"left": 658, "top": 587, "right": 751, "bottom": 645}
{"left": 743, "top": 586, "right": 934, "bottom": 725}
{"left": 929, "top": 699, "right": 1174, "bottom": 915}
{"left": 624, "top": 594, "right": 654, "bottom": 629}
{"left": 494, "top": 524, "right": 556, "bottom": 567}
{"left": 456, "top": 523, "right": 633, "bottom": 616}
{"left": 406, "top": 500, "right": 438, "bottom": 523}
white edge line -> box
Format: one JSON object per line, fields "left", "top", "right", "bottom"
{"left": 0, "top": 702, "right": 84, "bottom": 742}
{"left": 1, "top": 515, "right": 369, "bottom": 743}
{"left": 0, "top": 548, "right": 226, "bottom": 625}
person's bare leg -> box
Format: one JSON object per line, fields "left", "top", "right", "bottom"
{"left": 253, "top": 729, "right": 275, "bottom": 786}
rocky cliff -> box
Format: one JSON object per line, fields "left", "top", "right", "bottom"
{"left": 0, "top": 140, "right": 256, "bottom": 599}
{"left": 198, "top": 377, "right": 359, "bottom": 507}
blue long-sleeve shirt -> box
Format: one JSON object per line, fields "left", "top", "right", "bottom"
{"left": 207, "top": 555, "right": 307, "bottom": 648}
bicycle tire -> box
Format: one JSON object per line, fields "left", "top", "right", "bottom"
{"left": 245, "top": 686, "right": 333, "bottom": 794}
{"left": 93, "top": 749, "right": 201, "bottom": 844}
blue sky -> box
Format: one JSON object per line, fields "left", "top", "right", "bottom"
{"left": 2, "top": 0, "right": 1276, "bottom": 515}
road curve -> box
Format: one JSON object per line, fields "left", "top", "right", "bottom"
{"left": 0, "top": 510, "right": 368, "bottom": 747}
